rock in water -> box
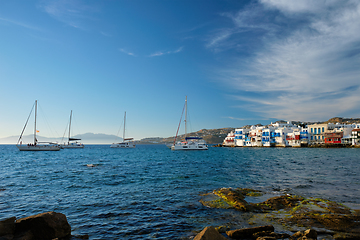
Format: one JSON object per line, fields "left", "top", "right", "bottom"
{"left": 194, "top": 226, "right": 228, "bottom": 240}
{"left": 0, "top": 217, "right": 16, "bottom": 238}
{"left": 15, "top": 211, "right": 71, "bottom": 240}
{"left": 226, "top": 225, "right": 274, "bottom": 239}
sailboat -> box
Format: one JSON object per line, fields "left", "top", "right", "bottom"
{"left": 171, "top": 96, "right": 208, "bottom": 150}
{"left": 61, "top": 110, "right": 84, "bottom": 149}
{"left": 110, "top": 111, "right": 135, "bottom": 148}
{"left": 16, "top": 100, "right": 61, "bottom": 151}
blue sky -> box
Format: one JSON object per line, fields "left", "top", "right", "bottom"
{"left": 1, "top": 0, "right": 360, "bottom": 141}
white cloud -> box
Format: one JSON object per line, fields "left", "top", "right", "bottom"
{"left": 149, "top": 46, "right": 184, "bottom": 57}
{"left": 0, "top": 17, "right": 42, "bottom": 31}
{"left": 210, "top": 0, "right": 360, "bottom": 121}
{"left": 119, "top": 48, "right": 136, "bottom": 57}
{"left": 38, "top": 0, "right": 99, "bottom": 29}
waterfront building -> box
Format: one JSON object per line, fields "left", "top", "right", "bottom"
{"left": 286, "top": 130, "right": 301, "bottom": 147}
{"left": 308, "top": 123, "right": 334, "bottom": 145}
{"left": 324, "top": 132, "right": 343, "bottom": 144}
{"left": 226, "top": 121, "right": 360, "bottom": 147}
{"left": 261, "top": 126, "right": 275, "bottom": 147}
{"left": 352, "top": 129, "right": 360, "bottom": 146}
{"left": 223, "top": 131, "right": 235, "bottom": 147}
{"left": 250, "top": 126, "right": 264, "bottom": 147}
{"left": 300, "top": 128, "right": 309, "bottom": 146}
{"left": 234, "top": 128, "right": 250, "bottom": 147}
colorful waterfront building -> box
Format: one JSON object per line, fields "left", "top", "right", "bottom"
{"left": 261, "top": 126, "right": 275, "bottom": 147}
{"left": 234, "top": 128, "right": 250, "bottom": 147}
{"left": 352, "top": 128, "right": 360, "bottom": 146}
{"left": 308, "top": 123, "right": 334, "bottom": 145}
{"left": 223, "top": 131, "right": 235, "bottom": 147}
{"left": 286, "top": 130, "right": 301, "bottom": 147}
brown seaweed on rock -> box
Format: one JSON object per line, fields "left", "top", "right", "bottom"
{"left": 200, "top": 187, "right": 360, "bottom": 236}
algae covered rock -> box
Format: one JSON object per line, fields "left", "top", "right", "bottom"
{"left": 200, "top": 187, "right": 360, "bottom": 236}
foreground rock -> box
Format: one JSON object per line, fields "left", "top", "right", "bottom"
{"left": 200, "top": 187, "right": 360, "bottom": 236}
{"left": 194, "top": 226, "right": 228, "bottom": 240}
{"left": 0, "top": 212, "right": 71, "bottom": 240}
{"left": 195, "top": 225, "right": 318, "bottom": 240}
{"left": 226, "top": 225, "right": 274, "bottom": 239}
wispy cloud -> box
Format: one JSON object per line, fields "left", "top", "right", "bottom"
{"left": 208, "top": 0, "right": 360, "bottom": 121}
{"left": 225, "top": 116, "right": 270, "bottom": 121}
{"left": 119, "top": 48, "right": 136, "bottom": 57}
{"left": 149, "top": 46, "right": 184, "bottom": 57}
{"left": 0, "top": 17, "right": 41, "bottom": 31}
{"left": 38, "top": 0, "right": 99, "bottom": 29}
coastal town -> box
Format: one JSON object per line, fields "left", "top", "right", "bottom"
{"left": 222, "top": 120, "right": 360, "bottom": 147}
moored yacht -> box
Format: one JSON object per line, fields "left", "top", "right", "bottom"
{"left": 171, "top": 96, "right": 208, "bottom": 150}
{"left": 16, "top": 100, "right": 61, "bottom": 151}
{"left": 61, "top": 110, "right": 84, "bottom": 149}
{"left": 111, "top": 111, "right": 136, "bottom": 148}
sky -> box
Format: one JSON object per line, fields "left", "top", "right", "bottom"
{"left": 1, "top": 0, "right": 360, "bottom": 141}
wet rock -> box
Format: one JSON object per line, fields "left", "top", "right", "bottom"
{"left": 194, "top": 226, "right": 228, "bottom": 240}
{"left": 0, "top": 217, "right": 16, "bottom": 237}
{"left": 333, "top": 232, "right": 360, "bottom": 240}
{"left": 215, "top": 225, "right": 230, "bottom": 233}
{"left": 200, "top": 187, "right": 360, "bottom": 235}
{"left": 12, "top": 230, "right": 33, "bottom": 240}
{"left": 304, "top": 229, "right": 317, "bottom": 239}
{"left": 256, "top": 237, "right": 276, "bottom": 240}
{"left": 226, "top": 225, "right": 274, "bottom": 239}
{"left": 292, "top": 229, "right": 317, "bottom": 240}
{"left": 15, "top": 211, "right": 71, "bottom": 240}
{"left": 211, "top": 188, "right": 259, "bottom": 211}
{"left": 253, "top": 231, "right": 290, "bottom": 239}
{"left": 254, "top": 195, "right": 304, "bottom": 211}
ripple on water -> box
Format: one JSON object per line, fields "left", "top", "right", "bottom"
{"left": 1, "top": 145, "right": 360, "bottom": 239}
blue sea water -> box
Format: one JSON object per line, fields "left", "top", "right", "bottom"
{"left": 1, "top": 145, "right": 360, "bottom": 239}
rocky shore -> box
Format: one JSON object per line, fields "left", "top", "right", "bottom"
{"left": 197, "top": 187, "right": 360, "bottom": 239}
{"left": 0, "top": 211, "right": 87, "bottom": 240}
{"left": 2, "top": 188, "right": 359, "bottom": 239}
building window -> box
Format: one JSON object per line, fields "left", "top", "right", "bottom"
{"left": 315, "top": 136, "right": 317, "bottom": 140}
{"left": 322, "top": 136, "right": 324, "bottom": 140}
{"left": 314, "top": 128, "right": 317, "bottom": 134}
{"left": 311, "top": 136, "right": 313, "bottom": 140}
{"left": 322, "top": 127, "right": 325, "bottom": 133}
{"left": 318, "top": 128, "right": 321, "bottom": 133}
{"left": 311, "top": 128, "right": 313, "bottom": 133}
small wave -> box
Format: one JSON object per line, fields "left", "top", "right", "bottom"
{"left": 295, "top": 184, "right": 312, "bottom": 189}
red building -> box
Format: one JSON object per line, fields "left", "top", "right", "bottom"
{"left": 324, "top": 132, "right": 343, "bottom": 144}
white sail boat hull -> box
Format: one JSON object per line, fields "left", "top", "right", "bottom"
{"left": 171, "top": 96, "right": 208, "bottom": 151}
{"left": 171, "top": 140, "right": 208, "bottom": 150}
{"left": 110, "top": 142, "right": 135, "bottom": 148}
{"left": 17, "top": 144, "right": 61, "bottom": 151}
{"left": 61, "top": 110, "right": 84, "bottom": 149}
{"left": 17, "top": 100, "right": 61, "bottom": 151}
{"left": 111, "top": 111, "right": 136, "bottom": 148}
{"left": 61, "top": 143, "right": 84, "bottom": 149}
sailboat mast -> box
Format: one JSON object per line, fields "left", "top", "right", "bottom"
{"left": 184, "top": 96, "right": 187, "bottom": 139}
{"left": 68, "top": 110, "right": 72, "bottom": 144}
{"left": 123, "top": 111, "right": 126, "bottom": 140}
{"left": 34, "top": 100, "right": 37, "bottom": 145}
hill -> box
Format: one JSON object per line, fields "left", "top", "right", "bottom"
{"left": 0, "top": 133, "right": 121, "bottom": 145}
{"left": 137, "top": 128, "right": 235, "bottom": 144}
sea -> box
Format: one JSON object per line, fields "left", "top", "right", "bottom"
{"left": 1, "top": 145, "right": 360, "bottom": 239}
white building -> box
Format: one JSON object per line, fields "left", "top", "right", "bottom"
{"left": 223, "top": 131, "right": 235, "bottom": 147}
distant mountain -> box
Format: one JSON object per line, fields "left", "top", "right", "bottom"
{"left": 0, "top": 133, "right": 121, "bottom": 145}
{"left": 137, "top": 127, "right": 236, "bottom": 144}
